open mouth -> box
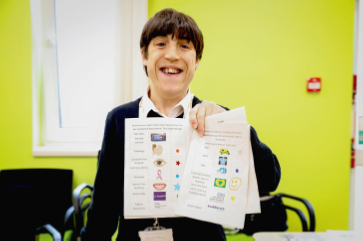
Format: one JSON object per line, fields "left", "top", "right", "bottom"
{"left": 153, "top": 183, "right": 167, "bottom": 191}
{"left": 160, "top": 67, "right": 182, "bottom": 75}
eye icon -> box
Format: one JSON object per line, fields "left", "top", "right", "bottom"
{"left": 154, "top": 158, "right": 166, "bottom": 167}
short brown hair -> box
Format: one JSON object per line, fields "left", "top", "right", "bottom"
{"left": 140, "top": 8, "right": 204, "bottom": 76}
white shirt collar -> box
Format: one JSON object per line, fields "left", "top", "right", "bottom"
{"left": 139, "top": 84, "right": 194, "bottom": 119}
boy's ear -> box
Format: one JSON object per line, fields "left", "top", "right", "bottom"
{"left": 195, "top": 59, "right": 200, "bottom": 69}
{"left": 141, "top": 49, "right": 148, "bottom": 66}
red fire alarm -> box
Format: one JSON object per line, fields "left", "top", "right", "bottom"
{"left": 307, "top": 77, "right": 321, "bottom": 92}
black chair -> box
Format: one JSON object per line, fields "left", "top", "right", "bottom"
{"left": 234, "top": 193, "right": 315, "bottom": 236}
{"left": 279, "top": 193, "right": 315, "bottom": 231}
{"left": 73, "top": 183, "right": 94, "bottom": 241}
{"left": 71, "top": 150, "right": 99, "bottom": 240}
{"left": 0, "top": 169, "right": 74, "bottom": 241}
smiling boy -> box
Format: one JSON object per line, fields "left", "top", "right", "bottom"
{"left": 81, "top": 9, "right": 281, "bottom": 241}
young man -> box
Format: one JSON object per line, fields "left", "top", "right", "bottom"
{"left": 81, "top": 8, "right": 281, "bottom": 241}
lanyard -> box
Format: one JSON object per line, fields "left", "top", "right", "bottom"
{"left": 137, "top": 94, "right": 193, "bottom": 237}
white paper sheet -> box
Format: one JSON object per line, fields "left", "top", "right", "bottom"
{"left": 124, "top": 107, "right": 259, "bottom": 223}
{"left": 124, "top": 118, "right": 192, "bottom": 218}
{"left": 205, "top": 107, "right": 261, "bottom": 214}
{"left": 175, "top": 121, "right": 250, "bottom": 229}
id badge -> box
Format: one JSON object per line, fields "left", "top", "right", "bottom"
{"left": 139, "top": 218, "right": 173, "bottom": 241}
{"left": 138, "top": 227, "right": 173, "bottom": 241}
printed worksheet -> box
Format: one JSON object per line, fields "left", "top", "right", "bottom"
{"left": 206, "top": 107, "right": 261, "bottom": 214}
{"left": 175, "top": 121, "right": 250, "bottom": 229}
{"left": 124, "top": 118, "right": 192, "bottom": 218}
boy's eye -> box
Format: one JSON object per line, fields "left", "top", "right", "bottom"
{"left": 156, "top": 42, "right": 165, "bottom": 47}
{"left": 181, "top": 44, "right": 189, "bottom": 49}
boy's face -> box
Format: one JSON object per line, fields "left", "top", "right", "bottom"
{"left": 141, "top": 34, "right": 200, "bottom": 99}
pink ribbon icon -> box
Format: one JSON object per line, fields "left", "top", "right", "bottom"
{"left": 157, "top": 170, "right": 162, "bottom": 180}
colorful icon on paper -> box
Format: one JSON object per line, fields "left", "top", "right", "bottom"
{"left": 176, "top": 161, "right": 181, "bottom": 166}
{"left": 207, "top": 204, "right": 225, "bottom": 211}
{"left": 154, "top": 192, "right": 166, "bottom": 201}
{"left": 217, "top": 167, "right": 227, "bottom": 174}
{"left": 220, "top": 148, "right": 230, "bottom": 155}
{"left": 176, "top": 174, "right": 179, "bottom": 178}
{"left": 152, "top": 144, "right": 163, "bottom": 156}
{"left": 217, "top": 193, "right": 225, "bottom": 198}
{"left": 218, "top": 157, "right": 227, "bottom": 166}
{"left": 209, "top": 193, "right": 226, "bottom": 204}
{"left": 174, "top": 183, "right": 180, "bottom": 191}
{"left": 214, "top": 178, "right": 226, "bottom": 188}
{"left": 359, "top": 116, "right": 363, "bottom": 144}
{"left": 157, "top": 170, "right": 162, "bottom": 180}
{"left": 153, "top": 183, "right": 166, "bottom": 191}
{"left": 229, "top": 177, "right": 242, "bottom": 191}
{"left": 151, "top": 133, "right": 166, "bottom": 141}
{"left": 231, "top": 196, "right": 235, "bottom": 201}
{"left": 176, "top": 149, "right": 179, "bottom": 153}
{"left": 153, "top": 158, "right": 166, "bottom": 167}
{"left": 236, "top": 169, "right": 239, "bottom": 173}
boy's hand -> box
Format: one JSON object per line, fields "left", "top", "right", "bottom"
{"left": 189, "top": 100, "right": 226, "bottom": 136}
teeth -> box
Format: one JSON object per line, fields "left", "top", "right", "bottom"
{"left": 162, "top": 68, "right": 180, "bottom": 74}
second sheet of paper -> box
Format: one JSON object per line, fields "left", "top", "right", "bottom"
{"left": 175, "top": 122, "right": 250, "bottom": 228}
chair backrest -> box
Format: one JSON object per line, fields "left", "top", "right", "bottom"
{"left": 73, "top": 183, "right": 94, "bottom": 239}
{"left": 0, "top": 186, "right": 35, "bottom": 240}
{"left": 0, "top": 169, "right": 73, "bottom": 236}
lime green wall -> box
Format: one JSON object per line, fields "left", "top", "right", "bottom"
{"left": 0, "top": 0, "right": 353, "bottom": 235}
{"left": 150, "top": 0, "right": 354, "bottom": 232}
{"left": 0, "top": 0, "right": 97, "bottom": 189}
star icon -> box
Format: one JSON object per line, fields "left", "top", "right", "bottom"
{"left": 176, "top": 161, "right": 181, "bottom": 166}
{"left": 236, "top": 169, "right": 239, "bottom": 173}
{"left": 231, "top": 196, "right": 235, "bottom": 201}
{"left": 174, "top": 183, "right": 180, "bottom": 191}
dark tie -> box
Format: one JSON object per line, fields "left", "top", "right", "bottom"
{"left": 147, "top": 110, "right": 184, "bottom": 119}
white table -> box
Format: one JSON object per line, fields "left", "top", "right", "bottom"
{"left": 253, "top": 232, "right": 329, "bottom": 241}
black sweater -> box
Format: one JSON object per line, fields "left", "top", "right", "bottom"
{"left": 81, "top": 96, "right": 281, "bottom": 241}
